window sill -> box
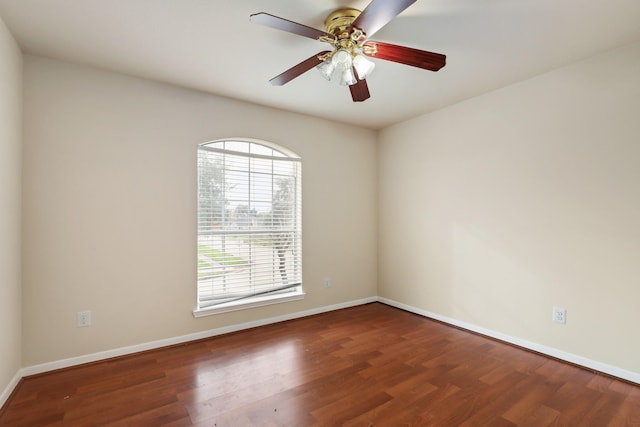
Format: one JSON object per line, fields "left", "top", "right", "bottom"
{"left": 193, "top": 289, "right": 305, "bottom": 317}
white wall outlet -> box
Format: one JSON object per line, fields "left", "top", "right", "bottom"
{"left": 77, "top": 310, "right": 92, "bottom": 327}
{"left": 552, "top": 306, "right": 566, "bottom": 324}
{"left": 323, "top": 277, "right": 331, "bottom": 288}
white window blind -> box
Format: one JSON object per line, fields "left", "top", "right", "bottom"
{"left": 197, "top": 140, "right": 302, "bottom": 310}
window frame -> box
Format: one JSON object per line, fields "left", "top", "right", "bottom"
{"left": 194, "top": 139, "right": 303, "bottom": 317}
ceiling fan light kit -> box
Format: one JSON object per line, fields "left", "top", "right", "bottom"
{"left": 249, "top": 0, "right": 446, "bottom": 102}
{"left": 318, "top": 46, "right": 375, "bottom": 85}
{"left": 314, "top": 8, "right": 374, "bottom": 85}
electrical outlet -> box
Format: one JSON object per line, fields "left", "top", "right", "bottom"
{"left": 552, "top": 306, "right": 566, "bottom": 324}
{"left": 77, "top": 310, "right": 92, "bottom": 327}
{"left": 323, "top": 277, "right": 331, "bottom": 288}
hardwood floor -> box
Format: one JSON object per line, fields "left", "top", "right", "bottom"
{"left": 2, "top": 303, "right": 639, "bottom": 426}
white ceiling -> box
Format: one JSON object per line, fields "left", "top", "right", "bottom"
{"left": 1, "top": 0, "right": 639, "bottom": 130}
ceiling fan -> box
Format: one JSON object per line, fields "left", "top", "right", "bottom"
{"left": 249, "top": 0, "right": 446, "bottom": 102}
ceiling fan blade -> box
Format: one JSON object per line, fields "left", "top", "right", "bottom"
{"left": 351, "top": 0, "right": 417, "bottom": 38}
{"left": 250, "top": 12, "right": 332, "bottom": 40}
{"left": 269, "top": 51, "right": 331, "bottom": 86}
{"left": 349, "top": 73, "right": 371, "bottom": 102}
{"left": 363, "top": 41, "right": 446, "bottom": 71}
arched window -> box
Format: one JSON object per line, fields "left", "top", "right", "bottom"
{"left": 195, "top": 139, "right": 303, "bottom": 315}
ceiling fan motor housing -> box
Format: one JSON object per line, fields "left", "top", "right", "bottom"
{"left": 324, "top": 8, "right": 361, "bottom": 40}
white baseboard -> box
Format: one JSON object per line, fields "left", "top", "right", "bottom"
{"left": 0, "top": 370, "right": 22, "bottom": 410}
{"left": 377, "top": 297, "right": 640, "bottom": 385}
{"left": 20, "top": 296, "right": 378, "bottom": 377}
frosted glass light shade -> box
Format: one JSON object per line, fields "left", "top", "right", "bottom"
{"left": 339, "top": 67, "right": 357, "bottom": 86}
{"left": 332, "top": 49, "right": 353, "bottom": 70}
{"left": 353, "top": 54, "right": 375, "bottom": 79}
{"left": 316, "top": 59, "right": 336, "bottom": 81}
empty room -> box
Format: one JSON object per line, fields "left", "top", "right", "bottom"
{"left": 1, "top": 0, "right": 639, "bottom": 425}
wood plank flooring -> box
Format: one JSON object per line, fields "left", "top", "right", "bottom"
{"left": 1, "top": 303, "right": 639, "bottom": 426}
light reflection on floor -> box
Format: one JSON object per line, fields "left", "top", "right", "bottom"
{"left": 186, "top": 337, "right": 303, "bottom": 423}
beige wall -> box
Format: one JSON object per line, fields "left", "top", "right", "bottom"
{"left": 22, "top": 56, "right": 377, "bottom": 366}
{"left": 378, "top": 41, "right": 640, "bottom": 374}
{"left": 0, "top": 16, "right": 22, "bottom": 396}
{"left": 14, "top": 32, "right": 640, "bottom": 379}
